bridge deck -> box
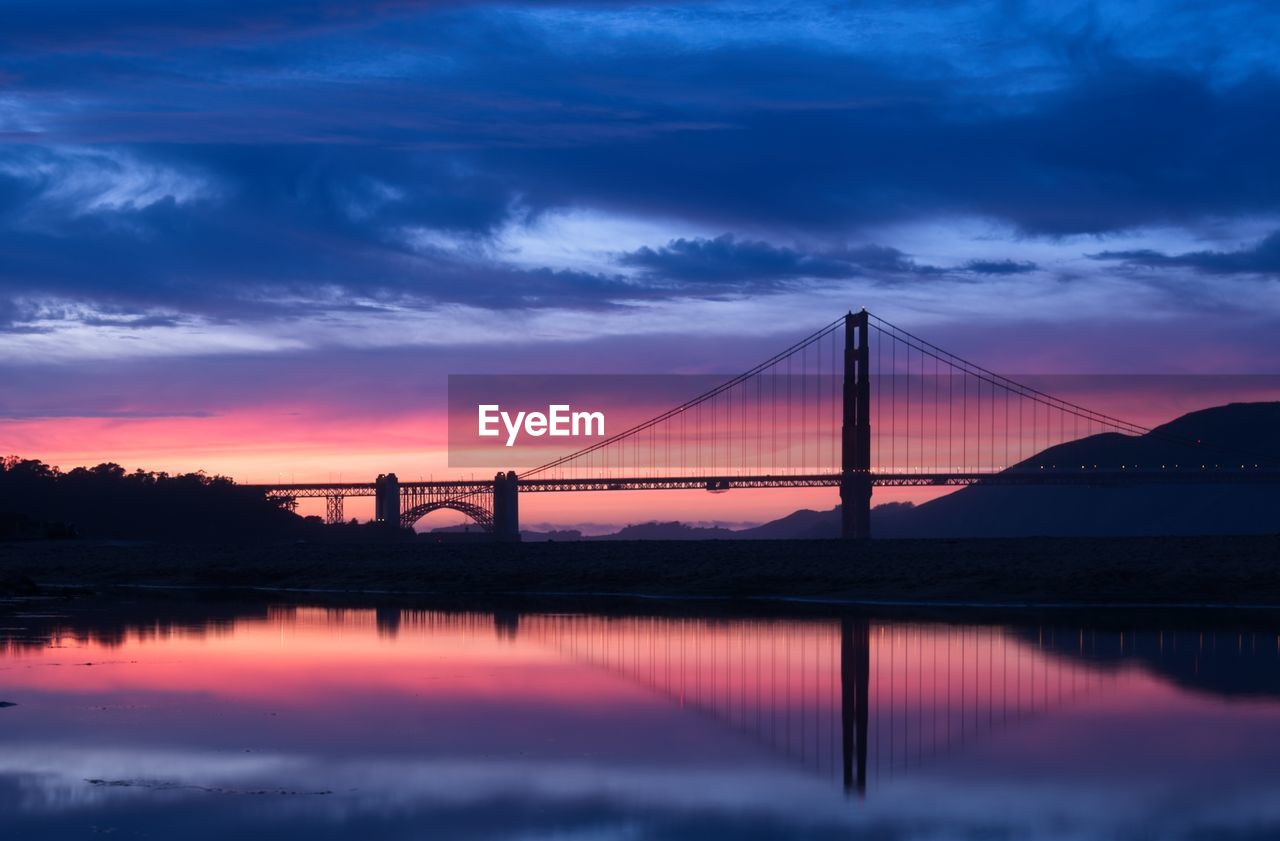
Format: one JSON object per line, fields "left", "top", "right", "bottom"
{"left": 246, "top": 468, "right": 1280, "bottom": 498}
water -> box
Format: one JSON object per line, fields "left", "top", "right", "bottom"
{"left": 2, "top": 597, "right": 1280, "bottom": 839}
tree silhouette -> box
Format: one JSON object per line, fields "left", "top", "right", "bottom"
{"left": 1, "top": 456, "right": 317, "bottom": 541}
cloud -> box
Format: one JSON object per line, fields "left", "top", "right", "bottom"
{"left": 616, "top": 235, "right": 1039, "bottom": 285}
{"left": 5, "top": 6, "right": 1280, "bottom": 238}
{"left": 839, "top": 244, "right": 947, "bottom": 276}
{"left": 451, "top": 42, "right": 1280, "bottom": 237}
{"left": 618, "top": 235, "right": 859, "bottom": 285}
{"left": 0, "top": 144, "right": 659, "bottom": 326}
{"left": 0, "top": 1, "right": 473, "bottom": 53}
{"left": 616, "top": 235, "right": 946, "bottom": 285}
{"left": 0, "top": 147, "right": 216, "bottom": 224}
{"left": 0, "top": 0, "right": 675, "bottom": 55}
{"left": 1089, "top": 231, "right": 1280, "bottom": 276}
{"left": 0, "top": 0, "right": 1276, "bottom": 355}
{"left": 962, "top": 259, "right": 1039, "bottom": 275}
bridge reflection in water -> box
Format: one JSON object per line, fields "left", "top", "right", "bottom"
{"left": 11, "top": 599, "right": 1278, "bottom": 812}
{"left": 354, "top": 609, "right": 1119, "bottom": 797}
{"left": 521, "top": 615, "right": 1117, "bottom": 796}
{"left": 9, "top": 599, "right": 1280, "bottom": 841}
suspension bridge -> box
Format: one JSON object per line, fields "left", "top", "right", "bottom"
{"left": 246, "top": 310, "right": 1280, "bottom": 538}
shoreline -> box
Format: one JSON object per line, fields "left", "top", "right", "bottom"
{"left": 91, "top": 580, "right": 1280, "bottom": 614}
{"left": 4, "top": 534, "right": 1280, "bottom": 611}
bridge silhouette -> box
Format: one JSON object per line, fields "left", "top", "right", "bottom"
{"left": 247, "top": 310, "right": 1280, "bottom": 537}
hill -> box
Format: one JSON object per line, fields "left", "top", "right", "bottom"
{"left": 880, "top": 401, "right": 1280, "bottom": 538}
{"left": 744, "top": 402, "right": 1280, "bottom": 539}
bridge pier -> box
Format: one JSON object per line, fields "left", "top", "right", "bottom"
{"left": 841, "top": 309, "right": 873, "bottom": 539}
{"left": 492, "top": 471, "right": 521, "bottom": 541}
{"left": 324, "top": 494, "right": 345, "bottom": 525}
{"left": 840, "top": 474, "right": 872, "bottom": 540}
{"left": 374, "top": 472, "right": 400, "bottom": 530}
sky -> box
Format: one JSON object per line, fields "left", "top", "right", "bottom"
{"left": 2, "top": 0, "right": 1279, "bottom": 528}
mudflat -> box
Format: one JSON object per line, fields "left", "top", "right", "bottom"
{"left": 3, "top": 534, "right": 1279, "bottom": 606}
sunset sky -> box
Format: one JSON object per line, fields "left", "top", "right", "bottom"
{"left": 2, "top": 0, "right": 1279, "bottom": 528}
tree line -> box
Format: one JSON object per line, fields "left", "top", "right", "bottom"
{"left": 0, "top": 456, "right": 314, "bottom": 541}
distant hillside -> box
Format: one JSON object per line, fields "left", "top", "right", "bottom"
{"left": 735, "top": 501, "right": 916, "bottom": 539}
{"left": 880, "top": 401, "right": 1280, "bottom": 538}
{"left": 443, "top": 521, "right": 735, "bottom": 541}
{"left": 753, "top": 402, "right": 1280, "bottom": 539}
{"left": 591, "top": 521, "right": 738, "bottom": 540}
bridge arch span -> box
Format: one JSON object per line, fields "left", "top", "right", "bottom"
{"left": 401, "top": 500, "right": 494, "bottom": 532}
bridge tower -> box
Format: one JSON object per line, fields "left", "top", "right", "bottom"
{"left": 374, "top": 472, "right": 400, "bottom": 530}
{"left": 492, "top": 471, "right": 520, "bottom": 541}
{"left": 840, "top": 309, "right": 872, "bottom": 539}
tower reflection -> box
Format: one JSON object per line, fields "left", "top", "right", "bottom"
{"left": 841, "top": 617, "right": 869, "bottom": 796}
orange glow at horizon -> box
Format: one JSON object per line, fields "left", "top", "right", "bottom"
{"left": 0, "top": 407, "right": 952, "bottom": 527}
{"left": 5, "top": 376, "right": 1277, "bottom": 527}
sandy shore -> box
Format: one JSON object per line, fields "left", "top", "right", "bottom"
{"left": 3, "top": 534, "right": 1280, "bottom": 608}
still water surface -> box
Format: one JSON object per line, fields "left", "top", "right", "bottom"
{"left": 2, "top": 597, "right": 1279, "bottom": 839}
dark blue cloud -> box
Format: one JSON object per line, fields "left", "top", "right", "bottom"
{"left": 963, "top": 259, "right": 1039, "bottom": 275}
{"left": 1090, "top": 231, "right": 1280, "bottom": 276}
{"left": 0, "top": 0, "right": 636, "bottom": 51}
{"left": 0, "top": 0, "right": 1278, "bottom": 331}
{"left": 493, "top": 60, "right": 1280, "bottom": 236}
{"left": 617, "top": 235, "right": 1044, "bottom": 284}
{"left": 618, "top": 235, "right": 945, "bottom": 283}
{"left": 7, "top": 6, "right": 1280, "bottom": 234}
{"left": 0, "top": 144, "right": 643, "bottom": 324}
